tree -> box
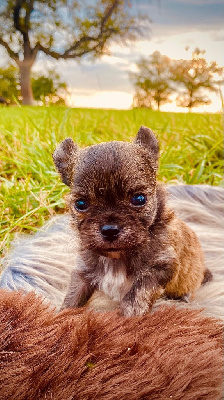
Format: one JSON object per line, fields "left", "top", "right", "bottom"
{"left": 171, "top": 48, "right": 224, "bottom": 110}
{"left": 0, "top": 63, "right": 68, "bottom": 105}
{"left": 0, "top": 0, "right": 147, "bottom": 105}
{"left": 0, "top": 64, "right": 21, "bottom": 103}
{"left": 130, "top": 51, "right": 173, "bottom": 110}
{"left": 32, "top": 70, "right": 68, "bottom": 105}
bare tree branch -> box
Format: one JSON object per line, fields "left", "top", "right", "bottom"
{"left": 57, "top": 1, "right": 121, "bottom": 59}
{"left": 14, "top": 0, "right": 34, "bottom": 60}
{"left": 0, "top": 38, "right": 19, "bottom": 63}
{"left": 100, "top": 0, "right": 119, "bottom": 33}
{"left": 25, "top": 0, "right": 34, "bottom": 30}
{"left": 37, "top": 41, "right": 101, "bottom": 59}
{"left": 62, "top": 36, "right": 100, "bottom": 58}
{"left": 14, "top": 0, "right": 26, "bottom": 34}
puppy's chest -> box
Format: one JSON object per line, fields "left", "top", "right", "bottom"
{"left": 97, "top": 257, "right": 133, "bottom": 302}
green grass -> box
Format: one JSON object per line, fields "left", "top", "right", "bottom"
{"left": 0, "top": 106, "right": 223, "bottom": 256}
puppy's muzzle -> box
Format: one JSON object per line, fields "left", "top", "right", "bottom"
{"left": 100, "top": 224, "right": 121, "bottom": 242}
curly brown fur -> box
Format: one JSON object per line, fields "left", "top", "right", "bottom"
{"left": 53, "top": 126, "right": 210, "bottom": 316}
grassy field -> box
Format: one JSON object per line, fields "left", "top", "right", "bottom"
{"left": 0, "top": 106, "right": 223, "bottom": 256}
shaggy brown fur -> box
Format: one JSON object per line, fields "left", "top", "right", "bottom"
{"left": 0, "top": 290, "right": 222, "bottom": 400}
{"left": 53, "top": 126, "right": 209, "bottom": 316}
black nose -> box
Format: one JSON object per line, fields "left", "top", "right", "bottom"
{"left": 101, "top": 224, "right": 121, "bottom": 241}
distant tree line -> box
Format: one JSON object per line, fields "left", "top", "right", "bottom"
{"left": 0, "top": 65, "right": 68, "bottom": 105}
{"left": 131, "top": 48, "right": 224, "bottom": 111}
{"left": 1, "top": 47, "right": 223, "bottom": 110}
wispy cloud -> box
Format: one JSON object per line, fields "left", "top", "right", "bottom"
{"left": 135, "top": 0, "right": 224, "bottom": 31}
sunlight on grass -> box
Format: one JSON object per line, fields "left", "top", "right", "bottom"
{"left": 0, "top": 106, "right": 223, "bottom": 256}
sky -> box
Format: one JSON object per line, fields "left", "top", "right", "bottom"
{"left": 1, "top": 0, "right": 224, "bottom": 112}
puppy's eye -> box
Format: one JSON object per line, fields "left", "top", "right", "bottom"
{"left": 74, "top": 199, "right": 89, "bottom": 211}
{"left": 131, "top": 194, "right": 147, "bottom": 207}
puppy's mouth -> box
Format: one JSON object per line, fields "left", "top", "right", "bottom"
{"left": 97, "top": 248, "right": 124, "bottom": 259}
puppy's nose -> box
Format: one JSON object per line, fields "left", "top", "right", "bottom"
{"left": 101, "top": 224, "right": 121, "bottom": 241}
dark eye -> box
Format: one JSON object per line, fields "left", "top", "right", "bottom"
{"left": 131, "top": 194, "right": 147, "bottom": 206}
{"left": 75, "top": 199, "right": 89, "bottom": 211}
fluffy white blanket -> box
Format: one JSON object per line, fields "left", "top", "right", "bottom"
{"left": 1, "top": 185, "right": 223, "bottom": 319}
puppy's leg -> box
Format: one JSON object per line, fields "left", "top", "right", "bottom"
{"left": 120, "top": 265, "right": 172, "bottom": 317}
{"left": 61, "top": 269, "right": 94, "bottom": 310}
{"left": 120, "top": 275, "right": 164, "bottom": 317}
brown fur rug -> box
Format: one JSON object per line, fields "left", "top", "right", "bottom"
{"left": 0, "top": 289, "right": 223, "bottom": 400}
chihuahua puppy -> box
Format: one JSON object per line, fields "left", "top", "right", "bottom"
{"left": 53, "top": 126, "right": 211, "bottom": 317}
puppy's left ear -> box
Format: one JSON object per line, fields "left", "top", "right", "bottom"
{"left": 53, "top": 138, "right": 78, "bottom": 187}
{"left": 135, "top": 125, "right": 159, "bottom": 167}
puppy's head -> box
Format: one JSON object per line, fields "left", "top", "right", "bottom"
{"left": 53, "top": 126, "right": 159, "bottom": 257}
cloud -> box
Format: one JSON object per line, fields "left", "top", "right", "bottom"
{"left": 164, "top": 0, "right": 224, "bottom": 5}
{"left": 135, "top": 30, "right": 224, "bottom": 65}
{"left": 135, "top": 0, "right": 224, "bottom": 31}
{"left": 210, "top": 30, "right": 224, "bottom": 42}
{"left": 33, "top": 51, "right": 136, "bottom": 94}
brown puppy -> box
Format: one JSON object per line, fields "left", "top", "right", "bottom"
{"left": 53, "top": 126, "right": 211, "bottom": 316}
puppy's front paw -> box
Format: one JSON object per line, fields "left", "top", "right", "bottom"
{"left": 120, "top": 299, "right": 151, "bottom": 317}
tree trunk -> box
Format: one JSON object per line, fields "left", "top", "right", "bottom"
{"left": 19, "top": 61, "right": 34, "bottom": 105}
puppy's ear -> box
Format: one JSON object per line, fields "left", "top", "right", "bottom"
{"left": 53, "top": 138, "right": 78, "bottom": 186}
{"left": 135, "top": 125, "right": 159, "bottom": 166}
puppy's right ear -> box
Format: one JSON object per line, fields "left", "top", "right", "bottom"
{"left": 53, "top": 138, "right": 78, "bottom": 187}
